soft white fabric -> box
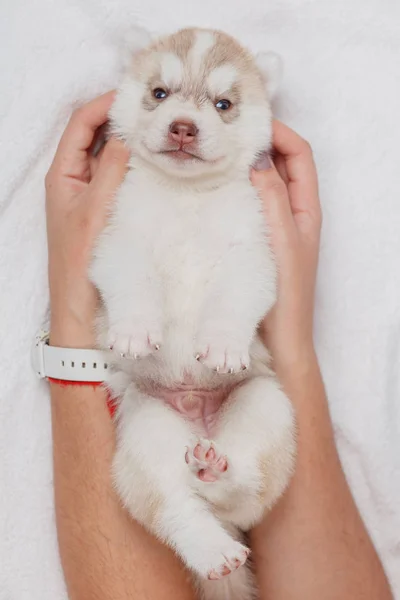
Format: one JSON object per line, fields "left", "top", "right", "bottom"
{"left": 1, "top": 0, "right": 399, "bottom": 598}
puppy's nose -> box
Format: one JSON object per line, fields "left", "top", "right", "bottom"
{"left": 169, "top": 120, "right": 198, "bottom": 145}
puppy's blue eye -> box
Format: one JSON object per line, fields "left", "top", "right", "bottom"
{"left": 215, "top": 99, "right": 232, "bottom": 111}
{"left": 153, "top": 88, "right": 168, "bottom": 100}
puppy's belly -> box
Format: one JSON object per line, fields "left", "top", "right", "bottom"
{"left": 141, "top": 382, "right": 232, "bottom": 435}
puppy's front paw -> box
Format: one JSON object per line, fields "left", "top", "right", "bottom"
{"left": 107, "top": 323, "right": 162, "bottom": 359}
{"left": 195, "top": 336, "right": 249, "bottom": 374}
{"left": 185, "top": 439, "right": 228, "bottom": 482}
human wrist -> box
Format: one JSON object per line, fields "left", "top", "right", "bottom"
{"left": 50, "top": 296, "right": 97, "bottom": 348}
{"left": 48, "top": 275, "right": 98, "bottom": 348}
{"left": 49, "top": 315, "right": 97, "bottom": 348}
{"left": 275, "top": 347, "right": 329, "bottom": 420}
{"left": 271, "top": 342, "right": 320, "bottom": 391}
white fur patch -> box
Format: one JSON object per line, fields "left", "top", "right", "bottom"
{"left": 207, "top": 65, "right": 238, "bottom": 96}
{"left": 189, "top": 30, "right": 215, "bottom": 72}
{"left": 160, "top": 52, "right": 183, "bottom": 88}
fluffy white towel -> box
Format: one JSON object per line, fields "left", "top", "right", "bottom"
{"left": 1, "top": 1, "right": 399, "bottom": 598}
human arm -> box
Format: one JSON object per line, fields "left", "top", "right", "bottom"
{"left": 249, "top": 122, "right": 393, "bottom": 600}
{"left": 45, "top": 93, "right": 196, "bottom": 600}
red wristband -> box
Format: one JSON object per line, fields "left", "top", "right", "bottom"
{"left": 48, "top": 378, "right": 103, "bottom": 387}
{"left": 47, "top": 377, "right": 117, "bottom": 418}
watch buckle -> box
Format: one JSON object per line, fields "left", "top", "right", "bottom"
{"left": 31, "top": 329, "right": 49, "bottom": 378}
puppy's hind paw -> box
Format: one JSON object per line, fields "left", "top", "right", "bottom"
{"left": 185, "top": 439, "right": 228, "bottom": 482}
{"left": 207, "top": 543, "right": 250, "bottom": 580}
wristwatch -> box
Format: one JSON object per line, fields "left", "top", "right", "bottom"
{"left": 31, "top": 330, "right": 111, "bottom": 382}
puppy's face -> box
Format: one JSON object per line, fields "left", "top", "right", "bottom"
{"left": 111, "top": 28, "right": 278, "bottom": 180}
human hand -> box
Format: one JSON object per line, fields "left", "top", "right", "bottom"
{"left": 45, "top": 92, "right": 130, "bottom": 347}
{"left": 251, "top": 121, "right": 322, "bottom": 378}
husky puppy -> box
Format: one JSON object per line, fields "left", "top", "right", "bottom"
{"left": 91, "top": 27, "right": 296, "bottom": 600}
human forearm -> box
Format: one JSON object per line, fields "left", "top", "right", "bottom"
{"left": 251, "top": 127, "right": 392, "bottom": 600}
{"left": 250, "top": 353, "right": 393, "bottom": 600}
{"left": 51, "top": 382, "right": 195, "bottom": 600}
{"left": 50, "top": 323, "right": 195, "bottom": 600}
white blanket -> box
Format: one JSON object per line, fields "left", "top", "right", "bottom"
{"left": 1, "top": 0, "right": 400, "bottom": 598}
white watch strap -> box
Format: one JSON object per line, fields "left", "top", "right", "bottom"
{"left": 32, "top": 330, "right": 111, "bottom": 382}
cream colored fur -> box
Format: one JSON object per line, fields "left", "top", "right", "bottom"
{"left": 90, "top": 27, "right": 296, "bottom": 600}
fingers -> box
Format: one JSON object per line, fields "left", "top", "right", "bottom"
{"left": 50, "top": 91, "right": 116, "bottom": 180}
{"left": 90, "top": 121, "right": 110, "bottom": 159}
{"left": 89, "top": 121, "right": 111, "bottom": 177}
{"left": 273, "top": 153, "right": 289, "bottom": 186}
{"left": 90, "top": 137, "right": 130, "bottom": 208}
{"left": 250, "top": 156, "right": 297, "bottom": 245}
{"left": 59, "top": 91, "right": 115, "bottom": 155}
{"left": 272, "top": 120, "right": 320, "bottom": 220}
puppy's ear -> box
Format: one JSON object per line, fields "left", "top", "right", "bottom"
{"left": 255, "top": 52, "right": 283, "bottom": 99}
{"left": 120, "top": 25, "right": 152, "bottom": 70}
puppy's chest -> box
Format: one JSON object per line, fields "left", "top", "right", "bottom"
{"left": 126, "top": 178, "right": 256, "bottom": 273}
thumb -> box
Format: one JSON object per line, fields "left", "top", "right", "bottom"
{"left": 250, "top": 154, "right": 295, "bottom": 244}
{"left": 91, "top": 137, "right": 130, "bottom": 204}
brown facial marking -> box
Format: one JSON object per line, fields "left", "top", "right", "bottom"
{"left": 132, "top": 27, "right": 267, "bottom": 120}
{"left": 210, "top": 31, "right": 268, "bottom": 103}
{"left": 191, "top": 28, "right": 265, "bottom": 117}
{"left": 206, "top": 31, "right": 257, "bottom": 79}
{"left": 135, "top": 29, "right": 195, "bottom": 107}
{"left": 159, "top": 28, "right": 195, "bottom": 62}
